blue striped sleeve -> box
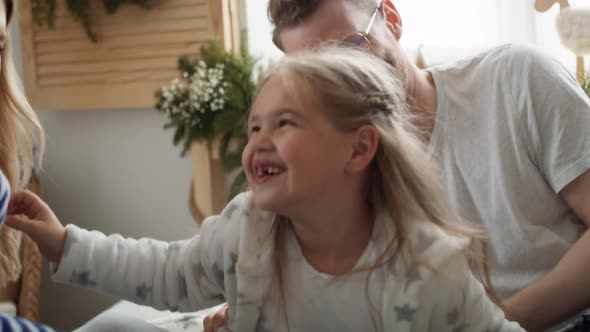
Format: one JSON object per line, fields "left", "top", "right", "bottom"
{"left": 0, "top": 170, "right": 9, "bottom": 224}
{"left": 0, "top": 313, "right": 61, "bottom": 332}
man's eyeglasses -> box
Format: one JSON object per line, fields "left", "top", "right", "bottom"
{"left": 342, "top": 3, "right": 382, "bottom": 49}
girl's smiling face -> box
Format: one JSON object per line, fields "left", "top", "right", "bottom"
{"left": 242, "top": 74, "right": 355, "bottom": 215}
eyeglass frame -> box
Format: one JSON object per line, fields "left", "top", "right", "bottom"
{"left": 342, "top": 2, "right": 383, "bottom": 49}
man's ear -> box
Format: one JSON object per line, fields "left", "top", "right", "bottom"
{"left": 346, "top": 125, "right": 379, "bottom": 174}
{"left": 382, "top": 0, "right": 403, "bottom": 40}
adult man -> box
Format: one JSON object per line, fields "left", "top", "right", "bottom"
{"left": 204, "top": 0, "right": 590, "bottom": 331}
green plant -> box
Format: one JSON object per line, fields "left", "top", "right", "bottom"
{"left": 32, "top": 0, "right": 154, "bottom": 42}
{"left": 156, "top": 38, "right": 257, "bottom": 200}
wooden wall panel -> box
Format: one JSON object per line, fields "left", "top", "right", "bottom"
{"left": 18, "top": 0, "right": 240, "bottom": 111}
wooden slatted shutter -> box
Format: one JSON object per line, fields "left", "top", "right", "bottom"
{"left": 18, "top": 0, "right": 241, "bottom": 111}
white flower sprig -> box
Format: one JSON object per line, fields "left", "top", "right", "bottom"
{"left": 157, "top": 41, "right": 256, "bottom": 199}
{"left": 158, "top": 61, "right": 230, "bottom": 129}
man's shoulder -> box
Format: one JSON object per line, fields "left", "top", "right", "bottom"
{"left": 488, "top": 43, "right": 557, "bottom": 69}
{"left": 475, "top": 44, "right": 564, "bottom": 81}
{"left": 434, "top": 43, "right": 566, "bottom": 103}
{"left": 437, "top": 43, "right": 552, "bottom": 75}
{"left": 480, "top": 43, "right": 541, "bottom": 60}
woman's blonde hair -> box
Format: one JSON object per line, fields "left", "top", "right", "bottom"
{"left": 0, "top": 0, "right": 45, "bottom": 286}
{"left": 254, "top": 46, "right": 496, "bottom": 329}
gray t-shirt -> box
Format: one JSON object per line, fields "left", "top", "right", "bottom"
{"left": 428, "top": 44, "right": 590, "bottom": 299}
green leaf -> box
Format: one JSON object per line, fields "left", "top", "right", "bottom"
{"left": 104, "top": 0, "right": 154, "bottom": 14}
{"left": 180, "top": 138, "right": 191, "bottom": 157}
{"left": 213, "top": 110, "right": 245, "bottom": 135}
{"left": 218, "top": 132, "right": 233, "bottom": 161}
{"left": 221, "top": 151, "right": 242, "bottom": 172}
{"left": 34, "top": 0, "right": 152, "bottom": 42}
{"left": 32, "top": 0, "right": 57, "bottom": 28}
{"left": 162, "top": 122, "right": 176, "bottom": 130}
{"left": 172, "top": 126, "right": 185, "bottom": 146}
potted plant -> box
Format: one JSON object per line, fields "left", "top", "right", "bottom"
{"left": 155, "top": 38, "right": 257, "bottom": 213}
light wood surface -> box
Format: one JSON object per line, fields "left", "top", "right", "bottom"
{"left": 191, "top": 140, "right": 226, "bottom": 221}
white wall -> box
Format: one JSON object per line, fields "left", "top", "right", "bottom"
{"left": 12, "top": 7, "right": 198, "bottom": 331}
{"left": 36, "top": 111, "right": 197, "bottom": 330}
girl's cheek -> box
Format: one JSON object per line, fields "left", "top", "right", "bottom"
{"left": 241, "top": 145, "right": 253, "bottom": 177}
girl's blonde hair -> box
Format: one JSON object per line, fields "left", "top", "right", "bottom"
{"left": 255, "top": 46, "right": 496, "bottom": 329}
{"left": 0, "top": 0, "right": 46, "bottom": 286}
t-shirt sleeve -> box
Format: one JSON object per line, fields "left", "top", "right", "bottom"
{"left": 417, "top": 253, "right": 525, "bottom": 331}
{"left": 505, "top": 45, "right": 590, "bottom": 193}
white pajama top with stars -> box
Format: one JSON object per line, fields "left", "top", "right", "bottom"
{"left": 52, "top": 192, "right": 525, "bottom": 332}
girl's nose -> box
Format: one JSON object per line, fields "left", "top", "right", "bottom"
{"left": 251, "top": 130, "right": 274, "bottom": 153}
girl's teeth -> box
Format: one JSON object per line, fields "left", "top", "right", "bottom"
{"left": 256, "top": 167, "right": 281, "bottom": 176}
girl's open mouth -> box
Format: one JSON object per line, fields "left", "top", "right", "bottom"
{"left": 253, "top": 163, "right": 286, "bottom": 184}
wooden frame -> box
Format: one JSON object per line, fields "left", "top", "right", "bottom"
{"left": 190, "top": 139, "right": 226, "bottom": 221}
{"left": 18, "top": 0, "right": 241, "bottom": 111}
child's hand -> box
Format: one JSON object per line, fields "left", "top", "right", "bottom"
{"left": 5, "top": 190, "right": 66, "bottom": 264}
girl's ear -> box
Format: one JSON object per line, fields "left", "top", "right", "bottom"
{"left": 347, "top": 125, "right": 379, "bottom": 174}
{"left": 382, "top": 1, "right": 403, "bottom": 40}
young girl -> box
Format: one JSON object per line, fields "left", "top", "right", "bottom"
{"left": 6, "top": 47, "right": 524, "bottom": 331}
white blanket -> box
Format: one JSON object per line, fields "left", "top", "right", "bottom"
{"left": 103, "top": 300, "right": 224, "bottom": 332}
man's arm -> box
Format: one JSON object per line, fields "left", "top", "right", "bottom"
{"left": 504, "top": 169, "right": 590, "bottom": 332}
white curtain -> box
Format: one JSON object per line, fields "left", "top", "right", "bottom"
{"left": 245, "top": 0, "right": 590, "bottom": 72}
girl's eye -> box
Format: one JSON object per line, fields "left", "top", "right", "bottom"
{"left": 249, "top": 125, "right": 261, "bottom": 135}
{"left": 278, "top": 119, "right": 294, "bottom": 127}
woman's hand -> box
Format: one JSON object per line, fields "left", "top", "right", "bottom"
{"left": 5, "top": 190, "right": 66, "bottom": 264}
